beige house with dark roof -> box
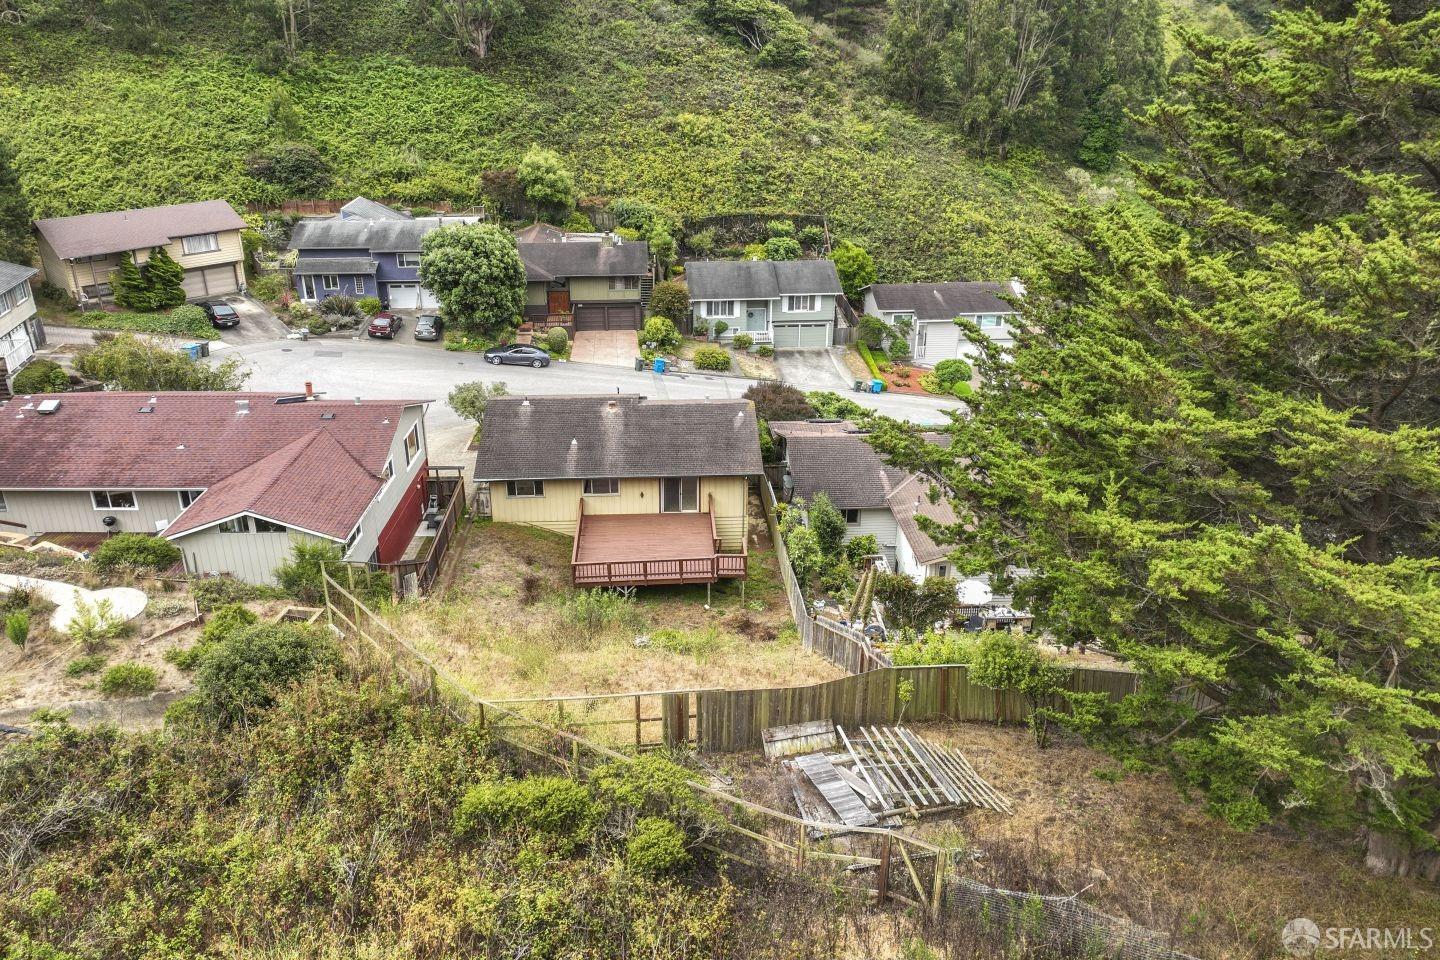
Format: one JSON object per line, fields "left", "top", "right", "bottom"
{"left": 35, "top": 200, "right": 247, "bottom": 305}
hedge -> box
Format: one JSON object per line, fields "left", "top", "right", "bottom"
{"left": 60, "top": 309, "right": 219, "bottom": 340}
{"left": 857, "top": 341, "right": 882, "bottom": 379}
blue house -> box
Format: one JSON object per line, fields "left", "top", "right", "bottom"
{"left": 289, "top": 199, "right": 481, "bottom": 310}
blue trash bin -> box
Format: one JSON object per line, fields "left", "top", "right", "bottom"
{"left": 653, "top": 357, "right": 667, "bottom": 374}
{"left": 183, "top": 343, "right": 201, "bottom": 361}
{"left": 870, "top": 378, "right": 883, "bottom": 394}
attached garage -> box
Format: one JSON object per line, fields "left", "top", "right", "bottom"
{"left": 772, "top": 322, "right": 832, "bottom": 350}
{"left": 574, "top": 303, "right": 642, "bottom": 331}
{"left": 180, "top": 263, "right": 240, "bottom": 300}
{"left": 914, "top": 319, "right": 961, "bottom": 365}
{"left": 386, "top": 283, "right": 439, "bottom": 310}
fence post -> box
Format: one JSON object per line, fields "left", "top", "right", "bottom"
{"left": 877, "top": 833, "right": 892, "bottom": 905}
{"left": 931, "top": 848, "right": 949, "bottom": 919}
{"left": 320, "top": 566, "right": 333, "bottom": 630}
{"left": 634, "top": 695, "right": 642, "bottom": 750}
{"left": 795, "top": 823, "right": 807, "bottom": 869}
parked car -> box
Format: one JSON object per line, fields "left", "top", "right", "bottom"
{"left": 484, "top": 344, "right": 551, "bottom": 368}
{"left": 200, "top": 300, "right": 240, "bottom": 329}
{"left": 413, "top": 314, "right": 443, "bottom": 341}
{"left": 367, "top": 312, "right": 403, "bottom": 339}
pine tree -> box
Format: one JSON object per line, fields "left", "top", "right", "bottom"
{"left": 144, "top": 246, "right": 186, "bottom": 309}
{"left": 112, "top": 252, "right": 151, "bottom": 311}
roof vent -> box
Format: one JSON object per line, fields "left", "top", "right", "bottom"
{"left": 321, "top": 412, "right": 335, "bottom": 421}
{"left": 36, "top": 398, "right": 61, "bottom": 415}
{"left": 607, "top": 399, "right": 618, "bottom": 410}
{"left": 354, "top": 397, "right": 362, "bottom": 405}
{"left": 571, "top": 438, "right": 578, "bottom": 447}
{"left": 148, "top": 396, "right": 158, "bottom": 404}
{"left": 521, "top": 398, "right": 530, "bottom": 406}
{"left": 138, "top": 405, "right": 154, "bottom": 414}
{"left": 235, "top": 399, "right": 250, "bottom": 414}
{"left": 176, "top": 444, "right": 185, "bottom": 450}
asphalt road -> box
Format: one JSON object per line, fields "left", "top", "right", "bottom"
{"left": 213, "top": 336, "right": 966, "bottom": 467}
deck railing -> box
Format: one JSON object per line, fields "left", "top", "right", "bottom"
{"left": 571, "top": 494, "right": 747, "bottom": 587}
{"left": 365, "top": 467, "right": 465, "bottom": 596}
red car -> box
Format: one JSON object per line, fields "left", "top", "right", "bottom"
{"left": 367, "top": 312, "right": 403, "bottom": 339}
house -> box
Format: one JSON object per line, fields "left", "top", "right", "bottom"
{"left": 474, "top": 395, "right": 762, "bottom": 587}
{"left": 686, "top": 260, "right": 842, "bottom": 350}
{"left": 0, "top": 390, "right": 436, "bottom": 585}
{"left": 769, "top": 420, "right": 906, "bottom": 562}
{"left": 517, "top": 229, "right": 651, "bottom": 332}
{"left": 289, "top": 199, "right": 481, "bottom": 309}
{"left": 861, "top": 281, "right": 1023, "bottom": 366}
{"left": 35, "top": 200, "right": 247, "bottom": 304}
{"left": 0, "top": 260, "right": 41, "bottom": 394}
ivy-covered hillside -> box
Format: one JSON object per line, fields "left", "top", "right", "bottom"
{"left": 0, "top": 0, "right": 1063, "bottom": 282}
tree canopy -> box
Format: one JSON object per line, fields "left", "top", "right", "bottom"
{"left": 418, "top": 223, "right": 527, "bottom": 338}
{"left": 516, "top": 147, "right": 578, "bottom": 222}
{"left": 871, "top": 0, "right": 1440, "bottom": 877}
{"left": 74, "top": 334, "right": 250, "bottom": 391}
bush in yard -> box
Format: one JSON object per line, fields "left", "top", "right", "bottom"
{"left": 765, "top": 219, "right": 794, "bottom": 238}
{"left": 763, "top": 236, "right": 800, "bottom": 261}
{"left": 648, "top": 280, "right": 689, "bottom": 323}
{"left": 692, "top": 346, "right": 731, "bottom": 371}
{"left": 857, "top": 313, "right": 889, "bottom": 349}
{"left": 98, "top": 663, "right": 158, "bottom": 697}
{"left": 75, "top": 334, "right": 249, "bottom": 391}
{"left": 832, "top": 240, "right": 876, "bottom": 303}
{"left": 248, "top": 272, "right": 288, "bottom": 302}
{"left": 560, "top": 588, "right": 639, "bottom": 642}
{"left": 517, "top": 146, "right": 578, "bottom": 221}
{"left": 933, "top": 358, "right": 971, "bottom": 391}
{"left": 191, "top": 575, "right": 281, "bottom": 611}
{"left": 626, "top": 816, "right": 691, "bottom": 876}
{"left": 891, "top": 631, "right": 978, "bottom": 666}
{"left": 783, "top": 525, "right": 822, "bottom": 585}
{"left": 92, "top": 533, "right": 182, "bottom": 572}
{"left": 419, "top": 223, "right": 527, "bottom": 339}
{"left": 113, "top": 251, "right": 151, "bottom": 310}
{"left": 639, "top": 315, "right": 680, "bottom": 352}
{"left": 11, "top": 359, "right": 69, "bottom": 394}
{"left": 857, "top": 342, "right": 883, "bottom": 380}
{"left": 545, "top": 326, "right": 569, "bottom": 353}
{"left": 742, "top": 382, "right": 813, "bottom": 422}
{"left": 63, "top": 309, "right": 217, "bottom": 340}
{"left": 756, "top": 344, "right": 774, "bottom": 358}
{"left": 563, "top": 210, "right": 596, "bottom": 232}
{"left": 169, "top": 304, "right": 208, "bottom": 331}
{"left": 65, "top": 653, "right": 106, "bottom": 677}
{"left": 873, "top": 573, "right": 959, "bottom": 634}
{"left": 355, "top": 296, "right": 383, "bottom": 316}
{"left": 970, "top": 631, "right": 1067, "bottom": 747}
{"left": 144, "top": 247, "right": 186, "bottom": 309}
{"left": 807, "top": 492, "right": 847, "bottom": 557}
{"left": 200, "top": 603, "right": 259, "bottom": 647}
{"left": 798, "top": 224, "right": 826, "bottom": 250}
{"left": 69, "top": 598, "right": 126, "bottom": 651}
{"left": 731, "top": 333, "right": 753, "bottom": 350}
{"left": 845, "top": 533, "right": 880, "bottom": 563}
{"left": 5, "top": 610, "right": 29, "bottom": 649}
{"left": 319, "top": 294, "right": 358, "bottom": 317}
{"left": 455, "top": 776, "right": 600, "bottom": 842}
{"left": 711, "top": 319, "right": 729, "bottom": 339}
{"left": 888, "top": 337, "right": 911, "bottom": 361}
{"left": 275, "top": 541, "right": 389, "bottom": 606}
{"left": 189, "top": 622, "right": 340, "bottom": 726}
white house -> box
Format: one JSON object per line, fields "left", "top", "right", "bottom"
{"left": 862, "top": 280, "right": 1023, "bottom": 367}
{"left": 0, "top": 260, "right": 40, "bottom": 393}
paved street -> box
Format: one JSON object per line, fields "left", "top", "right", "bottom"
{"left": 212, "top": 336, "right": 965, "bottom": 469}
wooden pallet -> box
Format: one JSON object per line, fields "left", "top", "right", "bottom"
{"left": 841, "top": 724, "right": 1012, "bottom": 815}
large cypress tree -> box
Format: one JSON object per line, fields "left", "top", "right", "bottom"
{"left": 873, "top": 0, "right": 1440, "bottom": 877}
{"left": 144, "top": 246, "right": 187, "bottom": 309}
{"left": 0, "top": 138, "right": 33, "bottom": 267}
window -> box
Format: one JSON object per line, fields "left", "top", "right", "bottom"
{"left": 702, "top": 300, "right": 737, "bottom": 319}
{"left": 978, "top": 314, "right": 1004, "bottom": 328}
{"left": 403, "top": 424, "right": 421, "bottom": 466}
{"left": 661, "top": 477, "right": 699, "bottom": 513}
{"left": 344, "top": 524, "right": 362, "bottom": 552}
{"left": 218, "top": 517, "right": 247, "bottom": 532}
{"left": 397, "top": 252, "right": 421, "bottom": 269}
{"left": 506, "top": 480, "right": 545, "bottom": 498}
{"left": 583, "top": 478, "right": 620, "bottom": 495}
{"left": 178, "top": 489, "right": 204, "bottom": 509}
{"left": 252, "top": 517, "right": 287, "bottom": 533}
{"left": 608, "top": 276, "right": 640, "bottom": 291}
{"left": 81, "top": 282, "right": 114, "bottom": 299}
{"left": 842, "top": 508, "right": 860, "bottom": 524}
{"left": 0, "top": 282, "right": 29, "bottom": 314}
{"left": 353, "top": 277, "right": 366, "bottom": 295}
{"left": 180, "top": 233, "right": 220, "bottom": 255}
{"left": 321, "top": 275, "right": 340, "bottom": 289}
{"left": 785, "top": 295, "right": 817, "bottom": 313}
{"left": 916, "top": 324, "right": 928, "bottom": 350}
{"left": 382, "top": 459, "right": 394, "bottom": 480}
{"left": 92, "top": 490, "right": 137, "bottom": 510}
{"left": 0, "top": 492, "right": 7, "bottom": 512}
{"left": 936, "top": 564, "right": 949, "bottom": 578}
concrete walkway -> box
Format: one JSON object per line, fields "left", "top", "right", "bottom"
{"left": 571, "top": 330, "right": 638, "bottom": 367}
{"left": 0, "top": 574, "right": 148, "bottom": 635}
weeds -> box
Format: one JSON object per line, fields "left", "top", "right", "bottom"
{"left": 97, "top": 663, "right": 158, "bottom": 697}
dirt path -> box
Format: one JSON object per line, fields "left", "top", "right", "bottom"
{"left": 0, "top": 690, "right": 185, "bottom": 731}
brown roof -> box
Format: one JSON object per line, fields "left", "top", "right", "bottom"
{"left": 0, "top": 392, "right": 425, "bottom": 541}
{"left": 783, "top": 433, "right": 907, "bottom": 509}
{"left": 887, "top": 475, "right": 960, "bottom": 564}
{"left": 768, "top": 419, "right": 859, "bottom": 439}
{"left": 34, "top": 200, "right": 246, "bottom": 261}
{"left": 475, "top": 395, "right": 762, "bottom": 480}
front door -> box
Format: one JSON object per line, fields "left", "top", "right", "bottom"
{"left": 745, "top": 304, "right": 768, "bottom": 331}
{"left": 548, "top": 289, "right": 571, "bottom": 315}
{"left": 662, "top": 477, "right": 699, "bottom": 513}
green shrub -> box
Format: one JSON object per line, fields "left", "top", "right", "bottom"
{"left": 98, "top": 663, "right": 158, "bottom": 696}
{"left": 742, "top": 382, "right": 813, "bottom": 421}
{"left": 845, "top": 534, "right": 880, "bottom": 562}
{"left": 64, "top": 653, "right": 107, "bottom": 677}
{"left": 560, "top": 588, "right": 639, "bottom": 641}
{"left": 589, "top": 754, "right": 719, "bottom": 835}
{"left": 355, "top": 296, "right": 383, "bottom": 316}
{"left": 763, "top": 236, "right": 800, "bottom": 261}
{"left": 455, "top": 776, "right": 600, "bottom": 841}
{"left": 68, "top": 598, "right": 126, "bottom": 650}
{"left": 11, "top": 359, "right": 70, "bottom": 394}
{"left": 545, "top": 326, "right": 569, "bottom": 353}
{"left": 857, "top": 342, "right": 883, "bottom": 380}
{"left": 755, "top": 344, "right": 774, "bottom": 358}
{"left": 648, "top": 280, "right": 690, "bottom": 323}
{"left": 640, "top": 315, "right": 680, "bottom": 352}
{"left": 191, "top": 575, "right": 281, "bottom": 612}
{"left": 626, "top": 816, "right": 692, "bottom": 876}
{"left": 246, "top": 142, "right": 331, "bottom": 193}
{"left": 91, "top": 533, "right": 182, "bottom": 572}
{"left": 732, "top": 333, "right": 753, "bottom": 350}
{"left": 857, "top": 314, "right": 889, "bottom": 349}
{"left": 275, "top": 541, "right": 388, "bottom": 606}
{"left": 798, "top": 224, "right": 826, "bottom": 249}
{"left": 711, "top": 319, "right": 729, "bottom": 339}
{"left": 890, "top": 631, "right": 978, "bottom": 666}
{"left": 169, "top": 303, "right": 208, "bottom": 329}
{"left": 164, "top": 644, "right": 204, "bottom": 671}
{"left": 933, "top": 358, "right": 972, "bottom": 390}
{"left": 201, "top": 603, "right": 258, "bottom": 646}
{"left": 692, "top": 346, "right": 731, "bottom": 371}
{"left": 191, "top": 622, "right": 340, "bottom": 725}
{"left": 765, "top": 219, "right": 795, "bottom": 237}
{"left": 318, "top": 294, "right": 358, "bottom": 317}
{"left": 6, "top": 610, "right": 29, "bottom": 648}
{"left": 248, "top": 272, "right": 288, "bottom": 302}
{"left": 62, "top": 309, "right": 219, "bottom": 341}
{"left": 563, "top": 210, "right": 596, "bottom": 232}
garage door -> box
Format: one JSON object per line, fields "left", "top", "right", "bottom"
{"left": 387, "top": 283, "right": 421, "bottom": 309}
{"left": 773, "top": 322, "right": 831, "bottom": 350}
{"left": 181, "top": 264, "right": 239, "bottom": 300}
{"left": 916, "top": 320, "right": 961, "bottom": 364}
{"left": 574, "top": 303, "right": 642, "bottom": 331}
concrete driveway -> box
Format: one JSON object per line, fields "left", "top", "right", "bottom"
{"left": 774, "top": 348, "right": 856, "bottom": 390}
{"left": 571, "top": 330, "right": 638, "bottom": 367}
{"left": 215, "top": 294, "right": 290, "bottom": 346}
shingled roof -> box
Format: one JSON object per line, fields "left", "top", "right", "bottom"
{"left": 865, "top": 281, "right": 1017, "bottom": 320}
{"left": 340, "top": 197, "right": 411, "bottom": 221}
{"left": 0, "top": 392, "right": 426, "bottom": 541}
{"left": 886, "top": 474, "right": 961, "bottom": 565}
{"left": 518, "top": 238, "right": 650, "bottom": 280}
{"left": 474, "top": 395, "right": 762, "bottom": 480}
{"left": 0, "top": 260, "right": 37, "bottom": 292}
{"left": 34, "top": 200, "right": 246, "bottom": 261}
{"left": 686, "top": 260, "right": 842, "bottom": 301}
{"left": 780, "top": 432, "right": 908, "bottom": 510}
{"left": 290, "top": 215, "right": 481, "bottom": 254}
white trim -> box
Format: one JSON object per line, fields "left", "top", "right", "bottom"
{"left": 164, "top": 511, "right": 344, "bottom": 543}
{"left": 354, "top": 276, "right": 366, "bottom": 295}
{"left": 180, "top": 233, "right": 220, "bottom": 255}
{"left": 396, "top": 252, "right": 421, "bottom": 269}
{"left": 91, "top": 490, "right": 139, "bottom": 511}
{"left": 583, "top": 478, "right": 620, "bottom": 496}
{"left": 403, "top": 423, "right": 421, "bottom": 466}
{"left": 505, "top": 479, "right": 545, "bottom": 498}
{"left": 784, "top": 294, "right": 818, "bottom": 312}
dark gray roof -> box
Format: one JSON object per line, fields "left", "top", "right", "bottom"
{"left": 769, "top": 419, "right": 857, "bottom": 440}
{"left": 887, "top": 474, "right": 960, "bottom": 564}
{"left": 340, "top": 197, "right": 411, "bottom": 221}
{"left": 686, "top": 260, "right": 841, "bottom": 301}
{"left": 518, "top": 239, "right": 649, "bottom": 281}
{"left": 475, "top": 395, "right": 762, "bottom": 480}
{"left": 866, "top": 282, "right": 1017, "bottom": 320}
{"left": 289, "top": 215, "right": 481, "bottom": 254}
{"left": 0, "top": 260, "right": 37, "bottom": 291}
{"left": 293, "top": 256, "right": 377, "bottom": 275}
{"left": 785, "top": 434, "right": 908, "bottom": 509}
{"left": 34, "top": 200, "right": 245, "bottom": 260}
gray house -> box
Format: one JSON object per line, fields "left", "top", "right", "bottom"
{"left": 862, "top": 281, "right": 1023, "bottom": 366}
{"left": 685, "top": 259, "right": 842, "bottom": 350}
{"left": 0, "top": 260, "right": 41, "bottom": 395}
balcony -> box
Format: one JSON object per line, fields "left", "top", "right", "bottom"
{"left": 571, "top": 495, "right": 746, "bottom": 587}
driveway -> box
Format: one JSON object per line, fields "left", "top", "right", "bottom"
{"left": 774, "top": 348, "right": 856, "bottom": 390}
{"left": 571, "top": 330, "right": 638, "bottom": 367}
{"left": 215, "top": 294, "right": 289, "bottom": 346}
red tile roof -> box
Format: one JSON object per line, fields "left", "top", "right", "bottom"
{"left": 0, "top": 392, "right": 424, "bottom": 541}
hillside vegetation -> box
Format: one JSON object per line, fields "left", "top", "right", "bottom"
{"left": 0, "top": 0, "right": 1066, "bottom": 282}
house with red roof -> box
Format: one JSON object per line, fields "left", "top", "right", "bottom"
{"left": 0, "top": 390, "right": 436, "bottom": 584}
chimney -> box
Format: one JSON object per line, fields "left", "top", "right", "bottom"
{"left": 354, "top": 396, "right": 361, "bottom": 405}
{"left": 304, "top": 381, "right": 314, "bottom": 400}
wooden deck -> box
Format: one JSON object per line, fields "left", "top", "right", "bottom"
{"left": 572, "top": 511, "right": 747, "bottom": 587}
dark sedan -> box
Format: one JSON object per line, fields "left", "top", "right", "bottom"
{"left": 484, "top": 344, "right": 551, "bottom": 368}
{"left": 413, "top": 314, "right": 443, "bottom": 341}
{"left": 200, "top": 300, "right": 240, "bottom": 329}
{"left": 367, "top": 312, "right": 403, "bottom": 339}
